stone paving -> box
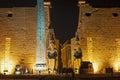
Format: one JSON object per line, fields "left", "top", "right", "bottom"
{"left": 0, "top": 74, "right": 120, "bottom": 80}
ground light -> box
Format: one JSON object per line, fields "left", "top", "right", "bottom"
{"left": 1, "top": 63, "right": 13, "bottom": 74}
{"left": 114, "top": 61, "right": 120, "bottom": 72}
{"left": 93, "top": 63, "right": 98, "bottom": 73}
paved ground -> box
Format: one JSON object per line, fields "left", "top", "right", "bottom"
{"left": 0, "top": 73, "right": 120, "bottom": 80}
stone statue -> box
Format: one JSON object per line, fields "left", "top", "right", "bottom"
{"left": 73, "top": 34, "right": 82, "bottom": 74}
{"left": 47, "top": 33, "right": 57, "bottom": 74}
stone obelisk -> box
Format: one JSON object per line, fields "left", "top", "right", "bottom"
{"left": 36, "top": 0, "right": 46, "bottom": 71}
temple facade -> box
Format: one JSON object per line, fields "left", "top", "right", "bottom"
{"left": 76, "top": 0, "right": 120, "bottom": 73}
{"left": 61, "top": 0, "right": 120, "bottom": 74}
{"left": 0, "top": 1, "right": 60, "bottom": 74}
{"left": 0, "top": 0, "right": 120, "bottom": 75}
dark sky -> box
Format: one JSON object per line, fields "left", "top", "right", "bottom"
{"left": 50, "top": 0, "right": 79, "bottom": 44}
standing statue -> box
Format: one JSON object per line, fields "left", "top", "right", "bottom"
{"left": 73, "top": 34, "right": 82, "bottom": 74}
{"left": 47, "top": 34, "right": 57, "bottom": 74}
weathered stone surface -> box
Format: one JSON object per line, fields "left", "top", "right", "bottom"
{"left": 76, "top": 1, "right": 120, "bottom": 73}
{"left": 0, "top": 4, "right": 54, "bottom": 74}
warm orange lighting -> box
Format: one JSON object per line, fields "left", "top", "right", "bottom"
{"left": 112, "top": 58, "right": 120, "bottom": 72}
{"left": 113, "top": 62, "right": 120, "bottom": 72}
{"left": 7, "top": 64, "right": 13, "bottom": 74}
{"left": 93, "top": 62, "right": 98, "bottom": 73}
{"left": 0, "top": 38, "right": 14, "bottom": 74}
{"left": 1, "top": 62, "right": 13, "bottom": 74}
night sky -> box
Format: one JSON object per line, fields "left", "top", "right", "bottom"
{"left": 50, "top": 0, "right": 79, "bottom": 44}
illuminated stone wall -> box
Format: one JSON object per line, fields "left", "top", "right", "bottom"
{"left": 71, "top": 37, "right": 82, "bottom": 71}
{"left": 46, "top": 28, "right": 60, "bottom": 70}
{"left": 0, "top": 7, "right": 36, "bottom": 74}
{"left": 61, "top": 40, "right": 71, "bottom": 68}
{"left": 71, "top": 38, "right": 75, "bottom": 68}
{"left": 77, "top": 0, "right": 120, "bottom": 73}
{"left": 0, "top": 1, "right": 52, "bottom": 74}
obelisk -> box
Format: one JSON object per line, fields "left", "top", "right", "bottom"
{"left": 36, "top": 0, "right": 46, "bottom": 71}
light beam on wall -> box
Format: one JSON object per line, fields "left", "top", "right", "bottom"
{"left": 1, "top": 38, "right": 13, "bottom": 74}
